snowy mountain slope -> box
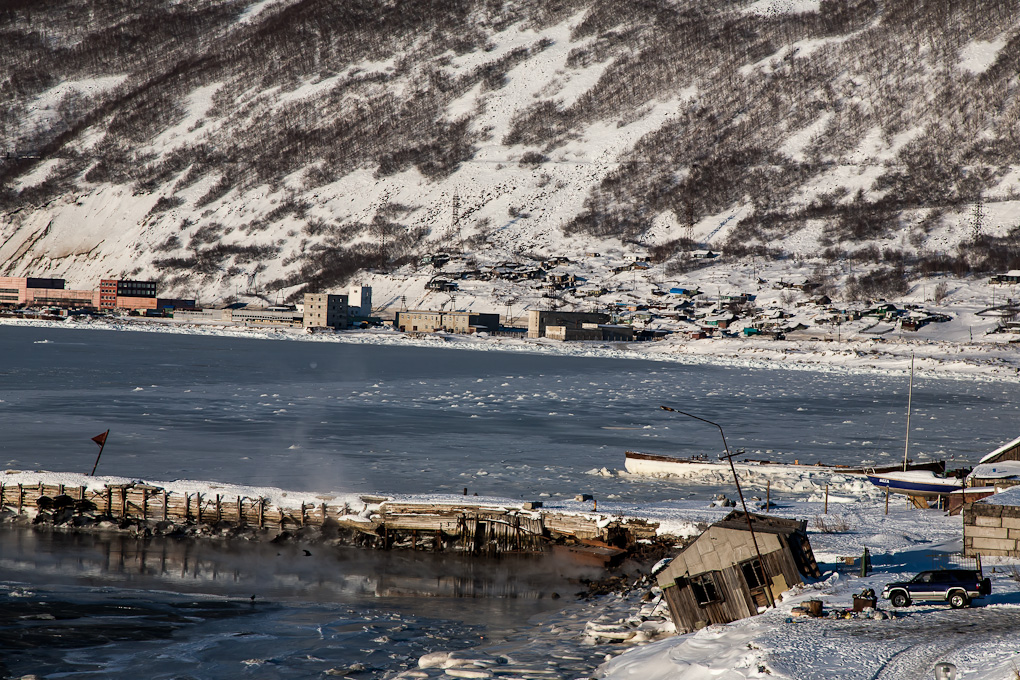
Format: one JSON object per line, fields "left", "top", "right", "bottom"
{"left": 1, "top": 0, "right": 1018, "bottom": 316}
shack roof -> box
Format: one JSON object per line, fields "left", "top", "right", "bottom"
{"left": 714, "top": 511, "right": 808, "bottom": 536}
{"left": 979, "top": 434, "right": 1020, "bottom": 464}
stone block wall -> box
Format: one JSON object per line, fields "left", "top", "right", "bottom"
{"left": 963, "top": 502, "right": 1020, "bottom": 556}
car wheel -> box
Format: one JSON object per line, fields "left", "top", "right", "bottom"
{"left": 891, "top": 592, "right": 910, "bottom": 608}
{"left": 949, "top": 592, "right": 969, "bottom": 609}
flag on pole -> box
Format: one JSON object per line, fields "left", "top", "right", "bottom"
{"left": 90, "top": 429, "right": 110, "bottom": 476}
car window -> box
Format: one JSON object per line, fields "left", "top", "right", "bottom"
{"left": 913, "top": 572, "right": 932, "bottom": 583}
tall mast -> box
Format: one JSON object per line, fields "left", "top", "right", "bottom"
{"left": 902, "top": 353, "right": 914, "bottom": 472}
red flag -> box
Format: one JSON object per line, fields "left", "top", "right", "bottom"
{"left": 92, "top": 431, "right": 108, "bottom": 447}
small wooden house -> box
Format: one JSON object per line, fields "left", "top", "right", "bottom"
{"left": 655, "top": 512, "right": 820, "bottom": 633}
{"left": 976, "top": 435, "right": 1020, "bottom": 465}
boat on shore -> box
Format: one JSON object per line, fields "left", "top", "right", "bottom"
{"left": 865, "top": 353, "right": 966, "bottom": 500}
{"left": 624, "top": 450, "right": 945, "bottom": 478}
{"left": 864, "top": 469, "right": 963, "bottom": 497}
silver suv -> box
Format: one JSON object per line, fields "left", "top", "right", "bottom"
{"left": 882, "top": 569, "right": 991, "bottom": 609}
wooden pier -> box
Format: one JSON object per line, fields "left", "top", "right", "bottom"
{"left": 0, "top": 480, "right": 660, "bottom": 557}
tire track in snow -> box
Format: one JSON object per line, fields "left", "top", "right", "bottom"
{"left": 870, "top": 639, "right": 966, "bottom": 680}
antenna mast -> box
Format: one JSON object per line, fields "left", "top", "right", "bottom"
{"left": 902, "top": 353, "right": 914, "bottom": 472}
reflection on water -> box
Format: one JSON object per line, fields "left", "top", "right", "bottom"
{"left": 0, "top": 527, "right": 603, "bottom": 604}
{"left": 0, "top": 527, "right": 604, "bottom": 678}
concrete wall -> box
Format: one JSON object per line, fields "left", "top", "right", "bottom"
{"left": 545, "top": 325, "right": 602, "bottom": 341}
{"left": 527, "top": 310, "right": 609, "bottom": 338}
{"left": 114, "top": 295, "right": 157, "bottom": 311}
{"left": 396, "top": 310, "right": 498, "bottom": 333}
{"left": 396, "top": 310, "right": 445, "bottom": 332}
{"left": 963, "top": 502, "right": 1020, "bottom": 557}
{"left": 173, "top": 309, "right": 229, "bottom": 323}
{"left": 26, "top": 288, "right": 100, "bottom": 308}
{"left": 232, "top": 308, "right": 302, "bottom": 326}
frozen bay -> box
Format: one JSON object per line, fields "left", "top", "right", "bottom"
{"left": 1, "top": 324, "right": 1018, "bottom": 503}
{"left": 3, "top": 323, "right": 1020, "bottom": 678}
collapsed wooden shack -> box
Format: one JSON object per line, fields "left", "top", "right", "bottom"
{"left": 655, "top": 512, "right": 820, "bottom": 633}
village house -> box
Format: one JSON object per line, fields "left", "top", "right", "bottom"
{"left": 655, "top": 512, "right": 820, "bottom": 633}
{"left": 541, "top": 256, "right": 572, "bottom": 268}
{"left": 419, "top": 253, "right": 451, "bottom": 267}
{"left": 990, "top": 270, "right": 1020, "bottom": 284}
{"left": 691, "top": 249, "right": 717, "bottom": 259}
{"left": 965, "top": 435, "right": 1020, "bottom": 488}
{"left": 426, "top": 278, "right": 457, "bottom": 291}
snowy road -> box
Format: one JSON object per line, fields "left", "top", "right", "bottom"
{"left": 602, "top": 594, "right": 1020, "bottom": 680}
{"left": 760, "top": 606, "right": 1020, "bottom": 680}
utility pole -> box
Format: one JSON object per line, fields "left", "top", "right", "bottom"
{"left": 659, "top": 406, "right": 774, "bottom": 607}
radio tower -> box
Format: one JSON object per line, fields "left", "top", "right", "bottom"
{"left": 451, "top": 189, "right": 461, "bottom": 249}
{"left": 683, "top": 200, "right": 695, "bottom": 246}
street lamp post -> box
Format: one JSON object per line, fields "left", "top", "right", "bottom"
{"left": 659, "top": 405, "right": 775, "bottom": 607}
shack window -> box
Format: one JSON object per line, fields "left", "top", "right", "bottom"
{"left": 690, "top": 573, "right": 722, "bottom": 606}
{"left": 740, "top": 559, "right": 767, "bottom": 589}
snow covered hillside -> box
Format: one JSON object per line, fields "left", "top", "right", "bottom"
{"left": 1, "top": 0, "right": 1018, "bottom": 321}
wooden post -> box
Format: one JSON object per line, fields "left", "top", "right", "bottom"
{"left": 215, "top": 494, "right": 222, "bottom": 523}
{"left": 320, "top": 502, "right": 326, "bottom": 526}
{"left": 237, "top": 496, "right": 243, "bottom": 525}
{"left": 185, "top": 493, "right": 191, "bottom": 521}
{"left": 824, "top": 485, "right": 829, "bottom": 514}
{"left": 299, "top": 503, "right": 306, "bottom": 527}
{"left": 258, "top": 499, "right": 264, "bottom": 529}
{"left": 766, "top": 481, "right": 770, "bottom": 513}
{"left": 163, "top": 492, "right": 169, "bottom": 521}
{"left": 197, "top": 493, "right": 202, "bottom": 523}
{"left": 58, "top": 483, "right": 64, "bottom": 496}
{"left": 0, "top": 483, "right": 4, "bottom": 508}
{"left": 120, "top": 488, "right": 127, "bottom": 518}
{"left": 106, "top": 487, "right": 112, "bottom": 515}
{"left": 80, "top": 485, "right": 86, "bottom": 502}
{"left": 18, "top": 484, "right": 23, "bottom": 513}
{"left": 142, "top": 490, "right": 148, "bottom": 521}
